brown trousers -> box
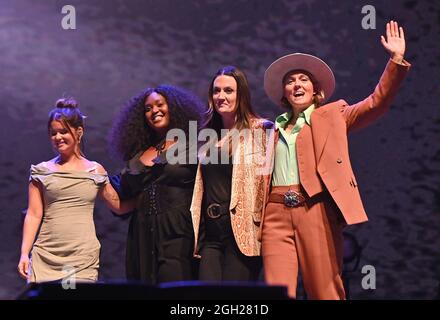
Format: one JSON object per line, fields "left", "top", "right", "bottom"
{"left": 262, "top": 185, "right": 346, "bottom": 300}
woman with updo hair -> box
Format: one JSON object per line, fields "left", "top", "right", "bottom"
{"left": 17, "top": 98, "right": 134, "bottom": 283}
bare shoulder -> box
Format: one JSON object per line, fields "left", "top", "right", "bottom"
{"left": 47, "top": 157, "right": 58, "bottom": 164}
{"left": 90, "top": 161, "right": 107, "bottom": 174}
{"left": 81, "top": 158, "right": 107, "bottom": 174}
{"left": 34, "top": 158, "right": 56, "bottom": 170}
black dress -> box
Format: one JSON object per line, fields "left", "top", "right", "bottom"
{"left": 111, "top": 149, "right": 197, "bottom": 284}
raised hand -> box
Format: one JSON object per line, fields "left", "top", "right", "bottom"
{"left": 381, "top": 20, "right": 406, "bottom": 63}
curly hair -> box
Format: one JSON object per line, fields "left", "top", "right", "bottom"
{"left": 109, "top": 85, "right": 208, "bottom": 161}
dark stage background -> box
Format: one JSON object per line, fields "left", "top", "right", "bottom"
{"left": 0, "top": 0, "right": 438, "bottom": 299}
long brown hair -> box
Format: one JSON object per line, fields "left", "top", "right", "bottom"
{"left": 207, "top": 66, "right": 259, "bottom": 134}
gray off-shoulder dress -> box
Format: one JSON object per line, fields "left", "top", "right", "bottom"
{"left": 28, "top": 162, "right": 109, "bottom": 283}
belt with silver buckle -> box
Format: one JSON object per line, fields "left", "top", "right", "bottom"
{"left": 284, "top": 189, "right": 305, "bottom": 207}
{"left": 269, "top": 189, "right": 306, "bottom": 207}
{"left": 206, "top": 203, "right": 229, "bottom": 219}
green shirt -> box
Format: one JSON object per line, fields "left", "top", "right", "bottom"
{"left": 272, "top": 104, "right": 315, "bottom": 186}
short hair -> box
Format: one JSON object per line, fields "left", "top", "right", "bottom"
{"left": 280, "top": 69, "right": 325, "bottom": 108}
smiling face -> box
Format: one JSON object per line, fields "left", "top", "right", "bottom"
{"left": 144, "top": 91, "right": 170, "bottom": 136}
{"left": 283, "top": 70, "right": 316, "bottom": 111}
{"left": 49, "top": 120, "right": 81, "bottom": 156}
{"left": 212, "top": 75, "right": 238, "bottom": 116}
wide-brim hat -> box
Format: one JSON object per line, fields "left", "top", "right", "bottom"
{"left": 264, "top": 53, "right": 335, "bottom": 106}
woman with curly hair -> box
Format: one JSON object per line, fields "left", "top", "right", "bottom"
{"left": 109, "top": 85, "right": 207, "bottom": 284}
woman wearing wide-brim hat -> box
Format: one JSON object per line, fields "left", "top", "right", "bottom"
{"left": 260, "top": 20, "right": 410, "bottom": 299}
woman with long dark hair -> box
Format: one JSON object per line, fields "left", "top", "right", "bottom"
{"left": 191, "top": 66, "right": 273, "bottom": 281}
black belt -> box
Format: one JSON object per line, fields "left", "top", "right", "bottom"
{"left": 205, "top": 202, "right": 230, "bottom": 219}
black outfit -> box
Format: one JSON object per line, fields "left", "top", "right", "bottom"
{"left": 111, "top": 149, "right": 197, "bottom": 284}
{"left": 198, "top": 148, "right": 261, "bottom": 281}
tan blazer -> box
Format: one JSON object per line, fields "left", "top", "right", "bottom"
{"left": 191, "top": 118, "right": 272, "bottom": 257}
{"left": 261, "top": 58, "right": 411, "bottom": 232}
